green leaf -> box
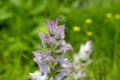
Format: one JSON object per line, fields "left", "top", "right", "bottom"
{"left": 30, "top": 0, "right": 48, "bottom": 14}
{"left": 0, "top": 8, "right": 12, "bottom": 20}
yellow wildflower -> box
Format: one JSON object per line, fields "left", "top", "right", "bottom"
{"left": 73, "top": 26, "right": 81, "bottom": 32}
{"left": 106, "top": 13, "right": 112, "bottom": 18}
{"left": 85, "top": 18, "right": 92, "bottom": 24}
{"left": 40, "top": 27, "right": 46, "bottom": 32}
{"left": 86, "top": 31, "right": 92, "bottom": 36}
{"left": 115, "top": 14, "right": 120, "bottom": 19}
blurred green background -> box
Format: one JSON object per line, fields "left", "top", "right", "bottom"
{"left": 0, "top": 0, "right": 120, "bottom": 80}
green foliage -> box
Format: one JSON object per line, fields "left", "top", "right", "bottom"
{"left": 0, "top": 0, "right": 120, "bottom": 80}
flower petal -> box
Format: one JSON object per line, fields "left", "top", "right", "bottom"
{"left": 39, "top": 32, "right": 58, "bottom": 48}
{"left": 54, "top": 25, "right": 65, "bottom": 39}
{"left": 46, "top": 18, "right": 58, "bottom": 35}
{"left": 33, "top": 51, "right": 43, "bottom": 58}
{"left": 33, "top": 51, "right": 56, "bottom": 75}
{"left": 28, "top": 71, "right": 47, "bottom": 80}
{"left": 55, "top": 58, "right": 74, "bottom": 73}
{"left": 56, "top": 41, "right": 73, "bottom": 54}
{"left": 78, "top": 40, "right": 93, "bottom": 61}
{"left": 55, "top": 72, "right": 68, "bottom": 80}
{"left": 74, "top": 69, "right": 86, "bottom": 79}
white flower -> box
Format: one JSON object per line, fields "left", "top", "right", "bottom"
{"left": 73, "top": 40, "right": 93, "bottom": 63}
{"left": 28, "top": 71, "right": 47, "bottom": 80}
{"left": 73, "top": 54, "right": 80, "bottom": 64}
{"left": 78, "top": 40, "right": 93, "bottom": 61}
{"left": 74, "top": 69, "right": 86, "bottom": 79}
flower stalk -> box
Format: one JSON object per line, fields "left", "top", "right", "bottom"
{"left": 28, "top": 18, "right": 93, "bottom": 80}
{"left": 28, "top": 18, "right": 74, "bottom": 80}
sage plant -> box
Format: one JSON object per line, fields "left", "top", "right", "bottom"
{"left": 28, "top": 18, "right": 93, "bottom": 80}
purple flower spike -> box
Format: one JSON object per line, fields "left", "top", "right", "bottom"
{"left": 46, "top": 18, "right": 58, "bottom": 36}
{"left": 29, "top": 18, "right": 92, "bottom": 80}
{"left": 33, "top": 51, "right": 56, "bottom": 75}
{"left": 39, "top": 32, "right": 58, "bottom": 48}
{"left": 54, "top": 25, "right": 65, "bottom": 39}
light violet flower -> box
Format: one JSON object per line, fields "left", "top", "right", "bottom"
{"left": 55, "top": 72, "right": 68, "bottom": 80}
{"left": 28, "top": 71, "right": 47, "bottom": 80}
{"left": 50, "top": 72, "right": 68, "bottom": 80}
{"left": 33, "top": 51, "right": 56, "bottom": 75}
{"left": 55, "top": 58, "right": 74, "bottom": 73}
{"left": 46, "top": 18, "right": 65, "bottom": 40}
{"left": 39, "top": 32, "right": 58, "bottom": 48}
{"left": 56, "top": 41, "right": 73, "bottom": 54}
{"left": 78, "top": 40, "right": 93, "bottom": 61}
{"left": 46, "top": 18, "right": 58, "bottom": 36}
{"left": 50, "top": 77, "right": 54, "bottom": 80}
{"left": 54, "top": 25, "right": 65, "bottom": 40}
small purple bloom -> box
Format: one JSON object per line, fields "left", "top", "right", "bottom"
{"left": 39, "top": 32, "right": 58, "bottom": 48}
{"left": 50, "top": 72, "right": 68, "bottom": 80}
{"left": 55, "top": 72, "right": 68, "bottom": 80}
{"left": 54, "top": 25, "right": 65, "bottom": 40}
{"left": 55, "top": 58, "right": 74, "bottom": 73}
{"left": 33, "top": 51, "right": 56, "bottom": 75}
{"left": 46, "top": 18, "right": 58, "bottom": 36}
{"left": 56, "top": 41, "right": 73, "bottom": 54}
{"left": 50, "top": 77, "right": 54, "bottom": 80}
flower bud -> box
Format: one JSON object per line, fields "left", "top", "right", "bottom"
{"left": 46, "top": 18, "right": 58, "bottom": 36}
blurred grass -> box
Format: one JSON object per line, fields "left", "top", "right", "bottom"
{"left": 0, "top": 0, "right": 120, "bottom": 80}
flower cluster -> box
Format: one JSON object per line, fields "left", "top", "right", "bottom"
{"left": 71, "top": 40, "right": 93, "bottom": 79}
{"left": 106, "top": 13, "right": 120, "bottom": 19}
{"left": 74, "top": 40, "right": 93, "bottom": 64}
{"left": 28, "top": 18, "right": 74, "bottom": 80}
